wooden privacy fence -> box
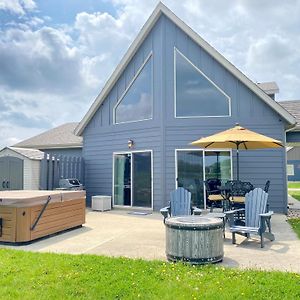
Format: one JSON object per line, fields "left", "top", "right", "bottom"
{"left": 40, "top": 153, "right": 84, "bottom": 190}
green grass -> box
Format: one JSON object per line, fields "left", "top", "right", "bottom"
{"left": 288, "top": 191, "right": 300, "bottom": 201}
{"left": 0, "top": 250, "right": 299, "bottom": 299}
{"left": 288, "top": 182, "right": 300, "bottom": 189}
{"left": 288, "top": 218, "right": 300, "bottom": 239}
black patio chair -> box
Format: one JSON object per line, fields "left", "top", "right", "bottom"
{"left": 204, "top": 178, "right": 223, "bottom": 211}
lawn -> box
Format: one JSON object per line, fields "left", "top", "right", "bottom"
{"left": 288, "top": 182, "right": 300, "bottom": 189}
{"left": 288, "top": 191, "right": 300, "bottom": 201}
{"left": 0, "top": 250, "right": 299, "bottom": 299}
{"left": 288, "top": 218, "right": 300, "bottom": 239}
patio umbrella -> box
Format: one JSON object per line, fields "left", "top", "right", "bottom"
{"left": 190, "top": 124, "right": 283, "bottom": 180}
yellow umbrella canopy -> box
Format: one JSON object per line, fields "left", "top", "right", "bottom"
{"left": 191, "top": 124, "right": 283, "bottom": 180}
{"left": 191, "top": 124, "right": 283, "bottom": 149}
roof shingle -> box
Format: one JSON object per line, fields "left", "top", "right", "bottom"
{"left": 278, "top": 100, "right": 300, "bottom": 128}
{"left": 14, "top": 122, "right": 82, "bottom": 149}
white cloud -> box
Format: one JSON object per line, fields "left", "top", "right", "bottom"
{"left": 0, "top": 0, "right": 300, "bottom": 148}
{"left": 0, "top": 0, "right": 36, "bottom": 15}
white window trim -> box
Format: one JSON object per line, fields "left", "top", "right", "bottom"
{"left": 174, "top": 47, "right": 232, "bottom": 119}
{"left": 175, "top": 148, "right": 233, "bottom": 210}
{"left": 113, "top": 52, "right": 153, "bottom": 125}
{"left": 112, "top": 149, "right": 153, "bottom": 210}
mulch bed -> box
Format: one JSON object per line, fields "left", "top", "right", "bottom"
{"left": 287, "top": 208, "right": 300, "bottom": 219}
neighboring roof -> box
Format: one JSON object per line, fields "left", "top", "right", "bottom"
{"left": 1, "top": 147, "right": 45, "bottom": 160}
{"left": 75, "top": 2, "right": 296, "bottom": 136}
{"left": 279, "top": 100, "right": 300, "bottom": 131}
{"left": 14, "top": 122, "right": 82, "bottom": 149}
{"left": 257, "top": 82, "right": 279, "bottom": 95}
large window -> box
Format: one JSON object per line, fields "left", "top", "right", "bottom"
{"left": 114, "top": 54, "right": 153, "bottom": 124}
{"left": 175, "top": 49, "right": 230, "bottom": 117}
{"left": 176, "top": 149, "right": 232, "bottom": 208}
{"left": 205, "top": 151, "right": 231, "bottom": 181}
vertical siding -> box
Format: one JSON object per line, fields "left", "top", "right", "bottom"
{"left": 31, "top": 160, "right": 40, "bottom": 190}
{"left": 82, "top": 14, "right": 289, "bottom": 213}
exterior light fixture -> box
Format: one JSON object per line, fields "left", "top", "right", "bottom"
{"left": 128, "top": 139, "right": 134, "bottom": 148}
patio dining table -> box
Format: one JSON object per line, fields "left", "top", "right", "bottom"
{"left": 218, "top": 180, "right": 254, "bottom": 211}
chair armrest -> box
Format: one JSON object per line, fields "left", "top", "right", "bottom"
{"left": 224, "top": 208, "right": 245, "bottom": 216}
{"left": 259, "top": 211, "right": 273, "bottom": 234}
{"left": 192, "top": 207, "right": 202, "bottom": 215}
{"left": 259, "top": 211, "right": 273, "bottom": 218}
{"left": 160, "top": 207, "right": 170, "bottom": 223}
{"left": 224, "top": 209, "right": 245, "bottom": 226}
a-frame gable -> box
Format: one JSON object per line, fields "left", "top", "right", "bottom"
{"left": 75, "top": 2, "right": 295, "bottom": 135}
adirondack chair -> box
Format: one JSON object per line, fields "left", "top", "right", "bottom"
{"left": 225, "top": 188, "right": 274, "bottom": 248}
{"left": 160, "top": 187, "right": 202, "bottom": 222}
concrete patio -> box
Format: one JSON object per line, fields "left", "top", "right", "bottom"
{"left": 1, "top": 209, "right": 300, "bottom": 273}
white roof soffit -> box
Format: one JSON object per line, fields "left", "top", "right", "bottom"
{"left": 75, "top": 2, "right": 296, "bottom": 136}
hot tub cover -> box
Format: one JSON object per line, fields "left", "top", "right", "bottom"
{"left": 0, "top": 190, "right": 86, "bottom": 207}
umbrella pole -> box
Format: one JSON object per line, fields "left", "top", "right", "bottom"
{"left": 236, "top": 143, "right": 239, "bottom": 181}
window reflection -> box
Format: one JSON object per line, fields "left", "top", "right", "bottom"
{"left": 205, "top": 151, "right": 231, "bottom": 183}
{"left": 115, "top": 56, "right": 152, "bottom": 123}
{"left": 175, "top": 49, "right": 230, "bottom": 117}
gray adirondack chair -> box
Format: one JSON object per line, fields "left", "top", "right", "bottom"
{"left": 160, "top": 187, "right": 202, "bottom": 222}
{"left": 225, "top": 188, "right": 274, "bottom": 248}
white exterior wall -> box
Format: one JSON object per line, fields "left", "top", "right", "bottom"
{"left": 30, "top": 160, "right": 40, "bottom": 190}
{"left": 0, "top": 148, "right": 40, "bottom": 190}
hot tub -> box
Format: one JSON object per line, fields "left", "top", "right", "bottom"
{"left": 0, "top": 190, "right": 86, "bottom": 243}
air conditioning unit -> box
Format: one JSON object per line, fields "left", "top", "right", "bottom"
{"left": 92, "top": 195, "right": 112, "bottom": 212}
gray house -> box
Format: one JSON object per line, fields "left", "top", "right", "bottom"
{"left": 14, "top": 122, "right": 82, "bottom": 157}
{"left": 279, "top": 100, "right": 300, "bottom": 181}
{"left": 75, "top": 3, "right": 295, "bottom": 212}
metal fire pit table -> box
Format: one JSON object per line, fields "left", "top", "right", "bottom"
{"left": 165, "top": 216, "right": 223, "bottom": 264}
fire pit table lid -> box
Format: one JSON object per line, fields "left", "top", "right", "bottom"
{"left": 165, "top": 216, "right": 223, "bottom": 230}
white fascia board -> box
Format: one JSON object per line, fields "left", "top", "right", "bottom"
{"left": 19, "top": 144, "right": 82, "bottom": 149}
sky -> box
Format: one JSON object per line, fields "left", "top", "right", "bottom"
{"left": 0, "top": 0, "right": 299, "bottom": 148}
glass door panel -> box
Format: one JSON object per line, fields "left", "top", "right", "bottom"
{"left": 114, "top": 153, "right": 131, "bottom": 206}
{"left": 132, "top": 152, "right": 152, "bottom": 207}
{"left": 177, "top": 151, "right": 204, "bottom": 207}
{"left": 205, "top": 151, "right": 231, "bottom": 183}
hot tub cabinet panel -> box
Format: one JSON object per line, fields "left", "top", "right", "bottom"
{"left": 0, "top": 190, "right": 85, "bottom": 243}
{"left": 0, "top": 206, "right": 17, "bottom": 242}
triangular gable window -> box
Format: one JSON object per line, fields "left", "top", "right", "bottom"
{"left": 114, "top": 55, "right": 152, "bottom": 124}
{"left": 175, "top": 49, "right": 230, "bottom": 117}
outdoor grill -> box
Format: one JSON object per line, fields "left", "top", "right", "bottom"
{"left": 59, "top": 178, "right": 84, "bottom": 190}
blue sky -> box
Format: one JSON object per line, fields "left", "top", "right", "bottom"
{"left": 0, "top": 0, "right": 299, "bottom": 148}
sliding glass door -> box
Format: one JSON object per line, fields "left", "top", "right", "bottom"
{"left": 177, "top": 151, "right": 204, "bottom": 207}
{"left": 132, "top": 152, "right": 152, "bottom": 207}
{"left": 113, "top": 151, "right": 152, "bottom": 208}
{"left": 176, "top": 150, "right": 232, "bottom": 208}
{"left": 114, "top": 153, "right": 131, "bottom": 206}
{"left": 205, "top": 151, "right": 231, "bottom": 183}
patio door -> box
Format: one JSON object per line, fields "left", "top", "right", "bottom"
{"left": 113, "top": 151, "right": 152, "bottom": 208}
{"left": 204, "top": 151, "right": 231, "bottom": 182}
{"left": 176, "top": 150, "right": 204, "bottom": 207}
{"left": 176, "top": 150, "right": 232, "bottom": 208}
